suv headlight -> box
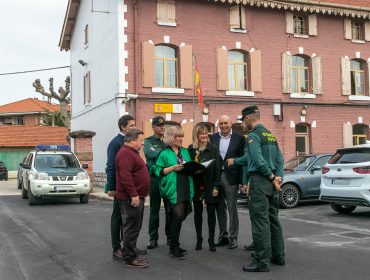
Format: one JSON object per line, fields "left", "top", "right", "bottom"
{"left": 35, "top": 172, "right": 49, "bottom": 180}
{"left": 77, "top": 172, "right": 89, "bottom": 180}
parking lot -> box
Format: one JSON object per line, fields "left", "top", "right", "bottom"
{"left": 1, "top": 179, "right": 370, "bottom": 280}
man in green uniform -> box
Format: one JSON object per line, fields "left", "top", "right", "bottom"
{"left": 145, "top": 116, "right": 169, "bottom": 249}
{"left": 239, "top": 106, "right": 285, "bottom": 273}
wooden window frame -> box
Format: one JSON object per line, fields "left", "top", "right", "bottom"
{"left": 228, "top": 50, "right": 248, "bottom": 91}
{"left": 350, "top": 60, "right": 366, "bottom": 96}
{"left": 292, "top": 55, "right": 310, "bottom": 93}
{"left": 351, "top": 20, "right": 365, "bottom": 41}
{"left": 295, "top": 124, "right": 310, "bottom": 155}
{"left": 154, "top": 45, "right": 178, "bottom": 88}
{"left": 293, "top": 14, "right": 308, "bottom": 35}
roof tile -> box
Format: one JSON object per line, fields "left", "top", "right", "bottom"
{"left": 0, "top": 98, "right": 70, "bottom": 114}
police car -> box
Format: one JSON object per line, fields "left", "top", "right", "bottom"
{"left": 20, "top": 145, "right": 90, "bottom": 205}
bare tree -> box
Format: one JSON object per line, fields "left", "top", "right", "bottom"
{"left": 33, "top": 76, "right": 71, "bottom": 130}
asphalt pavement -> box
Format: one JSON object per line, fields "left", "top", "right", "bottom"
{"left": 1, "top": 180, "right": 370, "bottom": 280}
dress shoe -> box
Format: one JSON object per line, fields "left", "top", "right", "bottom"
{"left": 147, "top": 240, "right": 158, "bottom": 249}
{"left": 124, "top": 258, "right": 149, "bottom": 268}
{"left": 135, "top": 248, "right": 148, "bottom": 255}
{"left": 208, "top": 239, "right": 216, "bottom": 252}
{"left": 215, "top": 237, "right": 229, "bottom": 247}
{"left": 179, "top": 247, "right": 187, "bottom": 255}
{"left": 169, "top": 247, "right": 186, "bottom": 260}
{"left": 242, "top": 262, "right": 269, "bottom": 272}
{"left": 228, "top": 238, "right": 237, "bottom": 249}
{"left": 112, "top": 249, "right": 124, "bottom": 261}
{"left": 195, "top": 239, "right": 203, "bottom": 250}
{"left": 244, "top": 242, "right": 255, "bottom": 251}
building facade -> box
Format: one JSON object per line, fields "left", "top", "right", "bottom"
{"left": 60, "top": 0, "right": 370, "bottom": 179}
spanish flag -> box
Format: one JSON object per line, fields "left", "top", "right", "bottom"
{"left": 195, "top": 66, "right": 204, "bottom": 110}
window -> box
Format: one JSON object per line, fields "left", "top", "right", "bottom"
{"left": 292, "top": 55, "right": 310, "bottom": 93}
{"left": 83, "top": 71, "right": 91, "bottom": 104}
{"left": 17, "top": 116, "right": 24, "bottom": 125}
{"left": 228, "top": 51, "right": 247, "bottom": 91}
{"left": 293, "top": 15, "right": 307, "bottom": 35}
{"left": 84, "top": 25, "right": 89, "bottom": 46}
{"left": 155, "top": 45, "right": 178, "bottom": 88}
{"left": 230, "top": 5, "right": 246, "bottom": 31}
{"left": 295, "top": 123, "right": 310, "bottom": 155}
{"left": 352, "top": 21, "right": 364, "bottom": 41}
{"left": 350, "top": 60, "right": 366, "bottom": 96}
{"left": 157, "top": 0, "right": 176, "bottom": 26}
{"left": 353, "top": 124, "right": 368, "bottom": 145}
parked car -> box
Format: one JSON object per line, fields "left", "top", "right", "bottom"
{"left": 17, "top": 157, "right": 27, "bottom": 189}
{"left": 20, "top": 145, "right": 90, "bottom": 205}
{"left": 0, "top": 161, "right": 8, "bottom": 181}
{"left": 320, "top": 144, "right": 370, "bottom": 214}
{"left": 279, "top": 154, "right": 332, "bottom": 208}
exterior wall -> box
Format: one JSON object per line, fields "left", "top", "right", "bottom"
{"left": 69, "top": 0, "right": 128, "bottom": 173}
{"left": 124, "top": 0, "right": 370, "bottom": 160}
{"left": 24, "top": 115, "right": 39, "bottom": 126}
{"left": 0, "top": 147, "right": 31, "bottom": 178}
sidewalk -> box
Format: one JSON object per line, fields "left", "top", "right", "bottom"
{"left": 89, "top": 186, "right": 150, "bottom": 206}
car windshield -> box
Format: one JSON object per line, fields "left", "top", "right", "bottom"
{"left": 328, "top": 148, "right": 370, "bottom": 164}
{"left": 284, "top": 156, "right": 315, "bottom": 171}
{"left": 35, "top": 154, "right": 80, "bottom": 169}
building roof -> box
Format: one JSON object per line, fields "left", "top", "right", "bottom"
{"left": 0, "top": 98, "right": 69, "bottom": 115}
{"left": 59, "top": 0, "right": 370, "bottom": 51}
{"left": 0, "top": 126, "right": 69, "bottom": 147}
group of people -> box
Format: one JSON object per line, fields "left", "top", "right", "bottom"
{"left": 105, "top": 105, "right": 285, "bottom": 272}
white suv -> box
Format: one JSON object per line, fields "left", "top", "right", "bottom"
{"left": 320, "top": 144, "right": 370, "bottom": 214}
{"left": 20, "top": 145, "right": 90, "bottom": 205}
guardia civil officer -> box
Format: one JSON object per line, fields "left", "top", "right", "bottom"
{"left": 144, "top": 116, "right": 170, "bottom": 249}
{"left": 239, "top": 106, "right": 285, "bottom": 272}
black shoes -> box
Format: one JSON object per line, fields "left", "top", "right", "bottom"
{"left": 244, "top": 242, "right": 255, "bottom": 251}
{"left": 215, "top": 237, "right": 229, "bottom": 247}
{"left": 251, "top": 252, "right": 285, "bottom": 266}
{"left": 170, "top": 247, "right": 186, "bottom": 260}
{"left": 147, "top": 240, "right": 158, "bottom": 249}
{"left": 195, "top": 238, "right": 203, "bottom": 250}
{"left": 228, "top": 238, "right": 237, "bottom": 249}
{"left": 242, "top": 261, "right": 269, "bottom": 272}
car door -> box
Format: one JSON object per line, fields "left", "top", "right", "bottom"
{"left": 305, "top": 155, "right": 331, "bottom": 197}
{"left": 22, "top": 153, "right": 34, "bottom": 190}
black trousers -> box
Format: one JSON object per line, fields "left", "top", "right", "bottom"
{"left": 118, "top": 199, "right": 144, "bottom": 261}
{"left": 194, "top": 200, "right": 218, "bottom": 244}
{"left": 111, "top": 198, "right": 123, "bottom": 252}
{"left": 168, "top": 201, "right": 190, "bottom": 249}
{"left": 193, "top": 200, "right": 203, "bottom": 241}
{"left": 148, "top": 176, "right": 170, "bottom": 241}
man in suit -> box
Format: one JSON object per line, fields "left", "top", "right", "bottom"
{"left": 211, "top": 115, "right": 245, "bottom": 249}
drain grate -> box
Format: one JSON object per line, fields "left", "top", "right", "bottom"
{"left": 338, "top": 232, "right": 370, "bottom": 239}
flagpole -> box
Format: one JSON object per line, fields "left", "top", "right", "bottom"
{"left": 192, "top": 55, "right": 196, "bottom": 125}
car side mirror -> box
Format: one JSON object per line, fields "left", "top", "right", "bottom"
{"left": 21, "top": 163, "right": 31, "bottom": 169}
{"left": 82, "top": 163, "right": 88, "bottom": 169}
{"left": 310, "top": 166, "right": 321, "bottom": 173}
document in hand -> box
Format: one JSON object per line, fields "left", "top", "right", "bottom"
{"left": 182, "top": 159, "right": 215, "bottom": 176}
{"left": 200, "top": 159, "right": 215, "bottom": 168}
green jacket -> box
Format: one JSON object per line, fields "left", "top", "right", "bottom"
{"left": 153, "top": 147, "right": 194, "bottom": 204}
{"left": 144, "top": 134, "right": 166, "bottom": 175}
{"left": 241, "top": 124, "right": 284, "bottom": 184}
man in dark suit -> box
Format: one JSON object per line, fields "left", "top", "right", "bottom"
{"left": 211, "top": 115, "right": 245, "bottom": 249}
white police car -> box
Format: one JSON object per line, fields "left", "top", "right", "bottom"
{"left": 20, "top": 145, "right": 90, "bottom": 205}
{"left": 320, "top": 144, "right": 370, "bottom": 214}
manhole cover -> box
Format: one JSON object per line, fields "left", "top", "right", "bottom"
{"left": 338, "top": 232, "right": 370, "bottom": 239}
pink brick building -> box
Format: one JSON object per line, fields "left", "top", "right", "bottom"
{"left": 60, "top": 0, "right": 370, "bottom": 176}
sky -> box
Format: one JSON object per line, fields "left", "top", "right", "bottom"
{"left": 0, "top": 0, "right": 70, "bottom": 106}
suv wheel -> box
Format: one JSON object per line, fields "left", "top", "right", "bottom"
{"left": 28, "top": 185, "right": 40, "bottom": 205}
{"left": 330, "top": 203, "right": 356, "bottom": 214}
{"left": 279, "top": 184, "right": 300, "bottom": 209}
{"left": 21, "top": 182, "right": 28, "bottom": 199}
{"left": 80, "top": 194, "right": 89, "bottom": 204}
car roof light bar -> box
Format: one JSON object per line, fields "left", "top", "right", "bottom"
{"left": 35, "top": 145, "right": 71, "bottom": 151}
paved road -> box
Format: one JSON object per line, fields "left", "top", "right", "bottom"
{"left": 1, "top": 180, "right": 370, "bottom": 280}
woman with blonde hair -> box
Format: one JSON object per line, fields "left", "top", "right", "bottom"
{"left": 188, "top": 124, "right": 221, "bottom": 251}
{"left": 153, "top": 126, "right": 194, "bottom": 260}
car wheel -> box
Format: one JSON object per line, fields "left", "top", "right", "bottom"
{"left": 279, "top": 184, "right": 300, "bottom": 209}
{"left": 21, "top": 182, "right": 28, "bottom": 199}
{"left": 28, "top": 185, "right": 40, "bottom": 205}
{"left": 330, "top": 203, "right": 356, "bottom": 214}
{"left": 80, "top": 194, "right": 89, "bottom": 204}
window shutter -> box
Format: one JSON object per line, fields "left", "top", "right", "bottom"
{"left": 343, "top": 123, "right": 353, "bottom": 148}
{"left": 241, "top": 6, "right": 246, "bottom": 30}
{"left": 250, "top": 50, "right": 262, "bottom": 92}
{"left": 282, "top": 52, "right": 292, "bottom": 93}
{"left": 368, "top": 60, "right": 370, "bottom": 96}
{"left": 217, "top": 48, "right": 228, "bottom": 91}
{"left": 365, "top": 21, "right": 370, "bottom": 41}
{"left": 180, "top": 45, "right": 193, "bottom": 89}
{"left": 341, "top": 57, "right": 351, "bottom": 95}
{"left": 312, "top": 56, "right": 322, "bottom": 95}
{"left": 285, "top": 12, "right": 293, "bottom": 34}
{"left": 308, "top": 14, "right": 317, "bottom": 36}
{"left": 157, "top": 0, "right": 176, "bottom": 23}
{"left": 230, "top": 6, "right": 240, "bottom": 29}
{"left": 142, "top": 41, "right": 154, "bottom": 88}
{"left": 344, "top": 18, "right": 352, "bottom": 40}
{"left": 84, "top": 71, "right": 91, "bottom": 104}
